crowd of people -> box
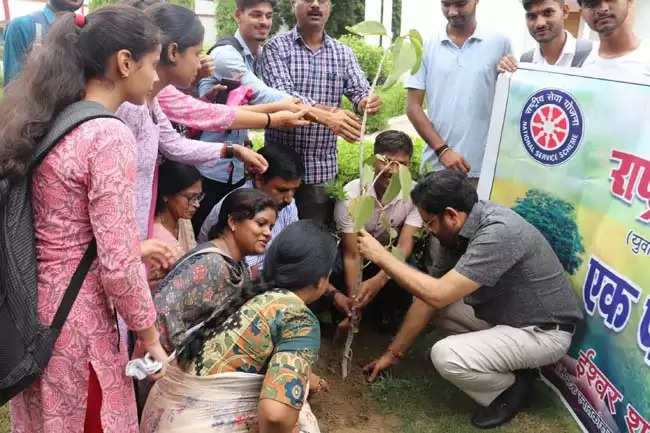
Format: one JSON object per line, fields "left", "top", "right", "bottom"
{"left": 0, "top": 0, "right": 647, "bottom": 432}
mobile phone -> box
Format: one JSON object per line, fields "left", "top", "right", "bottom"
{"left": 213, "top": 78, "right": 241, "bottom": 104}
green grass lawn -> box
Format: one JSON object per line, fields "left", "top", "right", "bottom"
{"left": 0, "top": 404, "right": 9, "bottom": 433}
{"left": 362, "top": 329, "right": 582, "bottom": 433}
{"left": 368, "top": 373, "right": 580, "bottom": 433}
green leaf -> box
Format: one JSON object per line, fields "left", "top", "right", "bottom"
{"left": 391, "top": 246, "right": 406, "bottom": 262}
{"left": 364, "top": 154, "right": 378, "bottom": 167}
{"left": 383, "top": 37, "right": 417, "bottom": 89}
{"left": 398, "top": 164, "right": 413, "bottom": 201}
{"left": 410, "top": 36, "right": 423, "bottom": 75}
{"left": 346, "top": 21, "right": 387, "bottom": 37}
{"left": 375, "top": 154, "right": 388, "bottom": 163}
{"left": 382, "top": 173, "right": 401, "bottom": 206}
{"left": 408, "top": 29, "right": 423, "bottom": 49}
{"left": 360, "top": 164, "right": 375, "bottom": 187}
{"left": 388, "top": 227, "right": 398, "bottom": 241}
{"left": 348, "top": 196, "right": 376, "bottom": 232}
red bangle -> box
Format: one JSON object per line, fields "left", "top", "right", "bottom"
{"left": 387, "top": 346, "right": 404, "bottom": 360}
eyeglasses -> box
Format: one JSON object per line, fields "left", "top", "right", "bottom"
{"left": 179, "top": 192, "right": 205, "bottom": 206}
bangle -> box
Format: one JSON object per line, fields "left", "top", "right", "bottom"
{"left": 434, "top": 143, "right": 449, "bottom": 158}
{"left": 437, "top": 147, "right": 451, "bottom": 160}
{"left": 265, "top": 113, "right": 272, "bottom": 128}
{"left": 221, "top": 143, "right": 234, "bottom": 159}
{"left": 387, "top": 345, "right": 404, "bottom": 360}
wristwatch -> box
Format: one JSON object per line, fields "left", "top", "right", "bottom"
{"left": 223, "top": 143, "right": 234, "bottom": 159}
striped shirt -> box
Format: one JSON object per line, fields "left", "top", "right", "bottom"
{"left": 260, "top": 27, "right": 371, "bottom": 184}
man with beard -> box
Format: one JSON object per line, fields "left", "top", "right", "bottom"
{"left": 259, "top": 0, "right": 380, "bottom": 226}
{"left": 195, "top": 0, "right": 366, "bottom": 232}
{"left": 497, "top": 0, "right": 593, "bottom": 72}
{"left": 3, "top": 0, "right": 83, "bottom": 85}
{"left": 406, "top": 0, "right": 511, "bottom": 183}
{"left": 360, "top": 169, "right": 583, "bottom": 429}
{"left": 578, "top": 0, "right": 649, "bottom": 77}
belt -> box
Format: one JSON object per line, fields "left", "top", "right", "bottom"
{"left": 538, "top": 323, "right": 575, "bottom": 333}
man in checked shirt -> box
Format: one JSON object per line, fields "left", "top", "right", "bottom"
{"left": 260, "top": 0, "right": 382, "bottom": 226}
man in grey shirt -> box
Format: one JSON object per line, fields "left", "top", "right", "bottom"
{"left": 358, "top": 169, "right": 583, "bottom": 429}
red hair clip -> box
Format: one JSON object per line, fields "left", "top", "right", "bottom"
{"left": 75, "top": 14, "right": 86, "bottom": 28}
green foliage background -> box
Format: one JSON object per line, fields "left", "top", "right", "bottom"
{"left": 90, "top": 0, "right": 195, "bottom": 10}
{"left": 214, "top": 0, "right": 365, "bottom": 39}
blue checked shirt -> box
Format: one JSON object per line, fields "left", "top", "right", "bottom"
{"left": 260, "top": 27, "right": 371, "bottom": 184}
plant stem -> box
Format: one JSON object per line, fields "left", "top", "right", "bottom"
{"left": 343, "top": 45, "right": 391, "bottom": 380}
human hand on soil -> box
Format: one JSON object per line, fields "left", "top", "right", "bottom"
{"left": 140, "top": 239, "right": 175, "bottom": 270}
{"left": 439, "top": 148, "right": 470, "bottom": 174}
{"left": 363, "top": 351, "right": 399, "bottom": 382}
{"left": 309, "top": 373, "right": 330, "bottom": 395}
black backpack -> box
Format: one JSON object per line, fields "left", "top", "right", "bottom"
{"left": 0, "top": 101, "right": 118, "bottom": 405}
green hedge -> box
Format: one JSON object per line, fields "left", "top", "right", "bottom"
{"left": 339, "top": 35, "right": 392, "bottom": 86}
{"left": 326, "top": 136, "right": 425, "bottom": 200}
{"left": 341, "top": 84, "right": 407, "bottom": 134}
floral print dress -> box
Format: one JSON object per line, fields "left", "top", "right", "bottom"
{"left": 10, "top": 118, "right": 157, "bottom": 433}
{"left": 140, "top": 289, "right": 321, "bottom": 433}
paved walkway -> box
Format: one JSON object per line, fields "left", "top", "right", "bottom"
{"left": 367, "top": 114, "right": 419, "bottom": 140}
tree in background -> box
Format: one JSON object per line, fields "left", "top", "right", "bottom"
{"left": 512, "top": 189, "right": 585, "bottom": 275}
{"left": 215, "top": 0, "right": 365, "bottom": 40}
{"left": 89, "top": 0, "right": 195, "bottom": 11}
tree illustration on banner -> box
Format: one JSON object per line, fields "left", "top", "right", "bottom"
{"left": 512, "top": 189, "right": 585, "bottom": 275}
{"left": 341, "top": 21, "right": 422, "bottom": 378}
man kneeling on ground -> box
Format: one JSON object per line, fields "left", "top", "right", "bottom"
{"left": 359, "top": 169, "right": 583, "bottom": 429}
{"left": 331, "top": 130, "right": 422, "bottom": 330}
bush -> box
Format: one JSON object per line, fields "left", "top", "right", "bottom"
{"left": 339, "top": 35, "right": 392, "bottom": 86}
{"left": 341, "top": 84, "right": 407, "bottom": 134}
{"left": 214, "top": 0, "right": 237, "bottom": 39}
{"left": 326, "top": 136, "right": 425, "bottom": 200}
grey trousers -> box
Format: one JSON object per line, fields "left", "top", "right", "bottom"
{"left": 430, "top": 300, "right": 573, "bottom": 407}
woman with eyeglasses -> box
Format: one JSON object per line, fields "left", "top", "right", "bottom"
{"left": 149, "top": 160, "right": 204, "bottom": 289}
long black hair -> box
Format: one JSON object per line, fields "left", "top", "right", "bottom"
{"left": 0, "top": 6, "right": 161, "bottom": 179}
{"left": 206, "top": 188, "right": 277, "bottom": 240}
{"left": 179, "top": 220, "right": 337, "bottom": 362}
{"left": 155, "top": 160, "right": 201, "bottom": 215}
{"left": 145, "top": 3, "right": 204, "bottom": 65}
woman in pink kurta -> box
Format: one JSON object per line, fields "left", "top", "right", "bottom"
{"left": 2, "top": 7, "right": 168, "bottom": 433}
{"left": 118, "top": 3, "right": 311, "bottom": 240}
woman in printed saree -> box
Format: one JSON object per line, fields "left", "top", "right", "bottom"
{"left": 141, "top": 220, "right": 337, "bottom": 433}
{"left": 153, "top": 188, "right": 277, "bottom": 353}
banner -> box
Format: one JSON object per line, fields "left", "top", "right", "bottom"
{"left": 478, "top": 66, "right": 650, "bottom": 433}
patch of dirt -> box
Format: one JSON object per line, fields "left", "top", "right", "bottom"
{"left": 308, "top": 324, "right": 405, "bottom": 433}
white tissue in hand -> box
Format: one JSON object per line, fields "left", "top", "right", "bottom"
{"left": 125, "top": 353, "right": 163, "bottom": 380}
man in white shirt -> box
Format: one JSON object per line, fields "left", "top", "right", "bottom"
{"left": 498, "top": 0, "right": 593, "bottom": 72}
{"left": 577, "top": 0, "right": 649, "bottom": 78}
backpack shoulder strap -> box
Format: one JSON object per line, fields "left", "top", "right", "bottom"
{"left": 29, "top": 101, "right": 120, "bottom": 171}
{"left": 207, "top": 36, "right": 245, "bottom": 57}
{"left": 571, "top": 39, "right": 594, "bottom": 67}
{"left": 520, "top": 49, "right": 534, "bottom": 63}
